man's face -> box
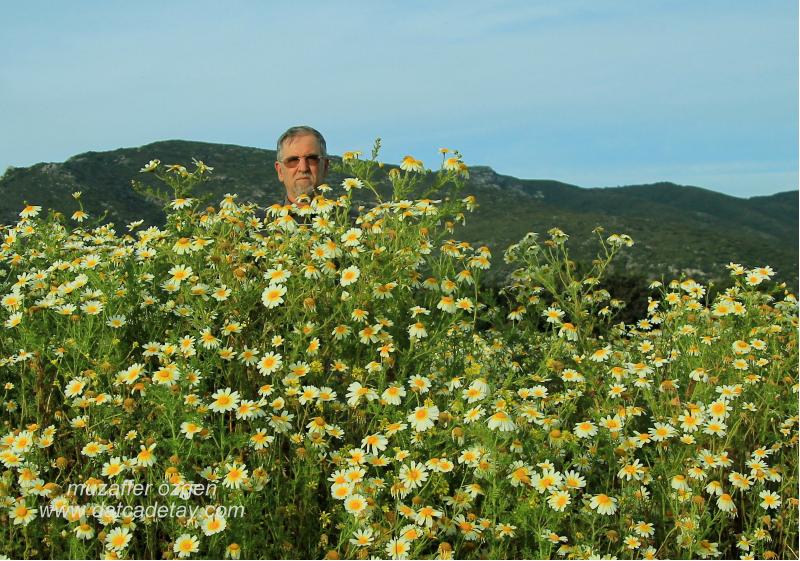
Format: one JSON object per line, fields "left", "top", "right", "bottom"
{"left": 274, "top": 134, "right": 329, "bottom": 201}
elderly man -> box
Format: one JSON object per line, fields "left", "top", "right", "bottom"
{"left": 274, "top": 126, "right": 330, "bottom": 205}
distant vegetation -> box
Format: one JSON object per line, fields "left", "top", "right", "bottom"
{"left": 1, "top": 140, "right": 796, "bottom": 289}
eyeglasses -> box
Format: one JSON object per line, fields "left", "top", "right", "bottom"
{"left": 280, "top": 154, "right": 325, "bottom": 168}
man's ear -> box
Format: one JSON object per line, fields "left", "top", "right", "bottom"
{"left": 322, "top": 158, "right": 330, "bottom": 178}
{"left": 274, "top": 161, "right": 284, "bottom": 182}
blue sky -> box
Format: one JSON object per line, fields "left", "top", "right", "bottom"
{"left": 1, "top": 0, "right": 797, "bottom": 198}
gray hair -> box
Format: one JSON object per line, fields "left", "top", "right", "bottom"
{"left": 276, "top": 126, "right": 327, "bottom": 161}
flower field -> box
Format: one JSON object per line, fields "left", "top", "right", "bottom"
{"left": 0, "top": 151, "right": 797, "bottom": 559}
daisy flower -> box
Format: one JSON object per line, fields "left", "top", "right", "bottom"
{"left": 199, "top": 328, "right": 220, "bottom": 349}
{"left": 716, "top": 493, "right": 736, "bottom": 513}
{"left": 407, "top": 404, "right": 439, "bottom": 432}
{"left": 340, "top": 227, "right": 363, "bottom": 247}
{"left": 532, "top": 469, "right": 563, "bottom": 493}
{"left": 101, "top": 457, "right": 126, "bottom": 478}
{"left": 729, "top": 471, "right": 753, "bottom": 491}
{"left": 507, "top": 461, "right": 532, "bottom": 487}
{"left": 589, "top": 493, "right": 618, "bottom": 515}
{"left": 633, "top": 520, "right": 654, "bottom": 537}
{"left": 678, "top": 410, "right": 704, "bottom": 432}
{"left": 331, "top": 480, "right": 353, "bottom": 500}
{"left": 264, "top": 267, "right": 291, "bottom": 284}
{"left": 20, "top": 204, "right": 42, "bottom": 218}
{"left": 543, "top": 306, "right": 564, "bottom": 324}
{"left": 671, "top": 474, "right": 691, "bottom": 491}
{"left": 344, "top": 494, "right": 368, "bottom": 516}
{"left": 362, "top": 433, "right": 388, "bottom": 454}
{"left": 261, "top": 284, "right": 287, "bottom": 308}
{"left": 105, "top": 527, "right": 132, "bottom": 551}
{"left": 496, "top": 523, "right": 517, "bottom": 538}
{"left": 349, "top": 527, "right": 373, "bottom": 547}
{"left": 223, "top": 462, "right": 249, "bottom": 489}
{"left": 9, "top": 502, "right": 36, "bottom": 526}
{"left": 384, "top": 422, "right": 407, "bottom": 436}
{"left": 153, "top": 364, "right": 180, "bottom": 385}
{"left": 385, "top": 537, "right": 411, "bottom": 559}
{"left": 589, "top": 346, "right": 612, "bottom": 362}
{"left": 338, "top": 265, "right": 361, "bottom": 287}
{"left": 400, "top": 155, "right": 424, "bottom": 173}
{"left": 209, "top": 388, "right": 240, "bottom": 413}
{"left": 649, "top": 422, "right": 677, "bottom": 442}
{"left": 140, "top": 159, "right": 160, "bottom": 172}
{"left": 346, "top": 382, "right": 377, "bottom": 406}
{"left": 463, "top": 379, "right": 488, "bottom": 402}
{"left": 408, "top": 375, "right": 431, "bottom": 394}
{"left": 414, "top": 506, "right": 442, "bottom": 528}
{"left": 238, "top": 347, "right": 259, "bottom": 365}
{"left": 341, "top": 177, "right": 364, "bottom": 191}
{"left": 617, "top": 459, "right": 645, "bottom": 481}
{"left": 437, "top": 295, "right": 456, "bottom": 313}
{"left": 547, "top": 490, "right": 571, "bottom": 512}
{"left": 707, "top": 400, "right": 731, "bottom": 419}
{"left": 168, "top": 264, "right": 193, "bottom": 282}
{"left": 759, "top": 490, "right": 781, "bottom": 510}
{"left": 703, "top": 420, "right": 727, "bottom": 437}
{"left": 257, "top": 352, "right": 283, "bottom": 376}
{"left": 64, "top": 378, "right": 87, "bottom": 398}
{"left": 74, "top": 522, "right": 95, "bottom": 540}
{"left": 623, "top": 535, "right": 641, "bottom": 550}
{"left": 136, "top": 443, "right": 157, "bottom": 467}
{"left": 487, "top": 410, "right": 516, "bottom": 431}
{"left": 81, "top": 300, "right": 104, "bottom": 315}
{"left": 201, "top": 513, "right": 227, "bottom": 536}
{"left": 563, "top": 470, "right": 586, "bottom": 489}
{"left": 398, "top": 461, "right": 428, "bottom": 489}
{"left": 174, "top": 534, "right": 200, "bottom": 558}
{"left": 332, "top": 324, "right": 351, "bottom": 340}
{"left": 225, "top": 543, "right": 240, "bottom": 559}
{"left": 212, "top": 285, "right": 232, "bottom": 301}
{"left": 250, "top": 429, "right": 274, "bottom": 451}
{"left": 453, "top": 514, "right": 482, "bottom": 540}
{"left": 180, "top": 421, "right": 203, "bottom": 440}
{"left": 1, "top": 292, "right": 22, "bottom": 310}
{"left": 574, "top": 420, "right": 598, "bottom": 438}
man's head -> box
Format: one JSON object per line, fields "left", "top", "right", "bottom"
{"left": 275, "top": 126, "right": 329, "bottom": 202}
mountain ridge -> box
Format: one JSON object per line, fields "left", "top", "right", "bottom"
{"left": 7, "top": 140, "right": 794, "bottom": 202}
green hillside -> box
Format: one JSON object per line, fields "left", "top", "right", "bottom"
{"left": 1, "top": 139, "right": 796, "bottom": 286}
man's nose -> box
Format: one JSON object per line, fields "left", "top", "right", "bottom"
{"left": 297, "top": 157, "right": 311, "bottom": 172}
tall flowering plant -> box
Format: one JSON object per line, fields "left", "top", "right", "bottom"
{"left": 0, "top": 147, "right": 797, "bottom": 559}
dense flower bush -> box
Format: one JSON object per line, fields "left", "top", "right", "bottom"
{"left": 0, "top": 150, "right": 797, "bottom": 559}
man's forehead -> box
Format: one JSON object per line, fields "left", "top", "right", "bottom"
{"left": 281, "top": 134, "right": 321, "bottom": 154}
